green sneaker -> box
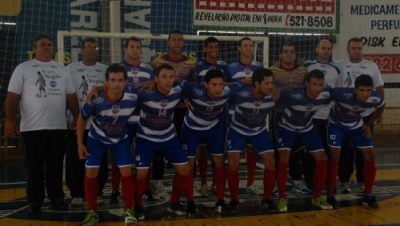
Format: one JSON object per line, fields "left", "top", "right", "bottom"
{"left": 312, "top": 197, "right": 333, "bottom": 210}
{"left": 277, "top": 198, "right": 288, "bottom": 212}
{"left": 123, "top": 208, "right": 137, "bottom": 225}
{"left": 82, "top": 211, "right": 99, "bottom": 226}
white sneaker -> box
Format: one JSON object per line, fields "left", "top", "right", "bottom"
{"left": 246, "top": 183, "right": 263, "bottom": 195}
{"left": 292, "top": 180, "right": 312, "bottom": 195}
{"left": 70, "top": 197, "right": 84, "bottom": 207}
{"left": 341, "top": 182, "right": 351, "bottom": 194}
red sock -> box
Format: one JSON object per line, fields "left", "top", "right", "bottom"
{"left": 278, "top": 161, "right": 288, "bottom": 198}
{"left": 199, "top": 149, "right": 208, "bottom": 185}
{"left": 263, "top": 169, "right": 276, "bottom": 200}
{"left": 136, "top": 176, "right": 148, "bottom": 207}
{"left": 313, "top": 159, "right": 327, "bottom": 198}
{"left": 227, "top": 169, "right": 239, "bottom": 201}
{"left": 364, "top": 159, "right": 376, "bottom": 195}
{"left": 111, "top": 161, "right": 121, "bottom": 192}
{"left": 214, "top": 166, "right": 226, "bottom": 200}
{"left": 121, "top": 176, "right": 134, "bottom": 209}
{"left": 246, "top": 148, "right": 256, "bottom": 186}
{"left": 327, "top": 159, "right": 339, "bottom": 196}
{"left": 186, "top": 171, "right": 194, "bottom": 202}
{"left": 170, "top": 174, "right": 186, "bottom": 204}
{"left": 85, "top": 177, "right": 98, "bottom": 211}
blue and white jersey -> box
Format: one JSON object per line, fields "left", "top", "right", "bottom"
{"left": 82, "top": 90, "right": 138, "bottom": 144}
{"left": 329, "top": 88, "right": 384, "bottom": 129}
{"left": 121, "top": 61, "right": 153, "bottom": 93}
{"left": 277, "top": 87, "right": 331, "bottom": 132}
{"left": 304, "top": 59, "right": 341, "bottom": 120}
{"left": 230, "top": 86, "right": 275, "bottom": 136}
{"left": 180, "top": 80, "right": 241, "bottom": 130}
{"left": 195, "top": 59, "right": 229, "bottom": 83}
{"left": 227, "top": 61, "right": 262, "bottom": 82}
{"left": 136, "top": 86, "right": 183, "bottom": 142}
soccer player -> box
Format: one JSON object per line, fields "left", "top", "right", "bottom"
{"left": 66, "top": 38, "right": 109, "bottom": 207}
{"left": 134, "top": 64, "right": 193, "bottom": 218}
{"left": 4, "top": 34, "right": 79, "bottom": 214}
{"left": 227, "top": 37, "right": 262, "bottom": 194}
{"left": 304, "top": 39, "right": 341, "bottom": 206}
{"left": 194, "top": 37, "right": 229, "bottom": 197}
{"left": 226, "top": 68, "right": 276, "bottom": 212}
{"left": 181, "top": 69, "right": 244, "bottom": 213}
{"left": 276, "top": 69, "right": 332, "bottom": 212}
{"left": 149, "top": 30, "right": 197, "bottom": 198}
{"left": 336, "top": 37, "right": 385, "bottom": 194}
{"left": 77, "top": 64, "right": 137, "bottom": 225}
{"left": 270, "top": 42, "right": 312, "bottom": 194}
{"left": 327, "top": 74, "right": 384, "bottom": 208}
{"left": 109, "top": 36, "right": 154, "bottom": 204}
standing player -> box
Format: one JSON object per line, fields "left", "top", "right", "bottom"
{"left": 226, "top": 68, "right": 276, "bottom": 212}
{"left": 327, "top": 74, "right": 384, "bottom": 208}
{"left": 276, "top": 69, "right": 332, "bottom": 212}
{"left": 270, "top": 42, "right": 312, "bottom": 194}
{"left": 336, "top": 37, "right": 385, "bottom": 193}
{"left": 4, "top": 34, "right": 79, "bottom": 214}
{"left": 149, "top": 30, "right": 197, "bottom": 198}
{"left": 109, "top": 36, "right": 154, "bottom": 204}
{"left": 304, "top": 39, "right": 341, "bottom": 206}
{"left": 194, "top": 37, "right": 229, "bottom": 197}
{"left": 66, "top": 37, "right": 109, "bottom": 207}
{"left": 77, "top": 64, "right": 137, "bottom": 225}
{"left": 227, "top": 37, "right": 262, "bottom": 194}
{"left": 134, "top": 64, "right": 193, "bottom": 218}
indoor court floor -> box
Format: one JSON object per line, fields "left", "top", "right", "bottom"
{"left": 1, "top": 147, "right": 399, "bottom": 226}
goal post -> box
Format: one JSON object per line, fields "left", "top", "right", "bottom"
{"left": 57, "top": 30, "right": 269, "bottom": 67}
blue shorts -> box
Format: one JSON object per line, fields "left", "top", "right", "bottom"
{"left": 328, "top": 123, "right": 373, "bottom": 149}
{"left": 135, "top": 136, "right": 188, "bottom": 169}
{"left": 86, "top": 136, "right": 132, "bottom": 168}
{"left": 226, "top": 128, "right": 274, "bottom": 154}
{"left": 276, "top": 126, "right": 324, "bottom": 152}
{"left": 182, "top": 122, "right": 226, "bottom": 158}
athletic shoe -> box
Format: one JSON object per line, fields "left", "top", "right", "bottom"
{"left": 186, "top": 201, "right": 197, "bottom": 216}
{"left": 123, "top": 208, "right": 137, "bottom": 225}
{"left": 215, "top": 199, "right": 226, "bottom": 214}
{"left": 277, "top": 198, "right": 288, "bottom": 212}
{"left": 327, "top": 196, "right": 338, "bottom": 208}
{"left": 292, "top": 180, "right": 312, "bottom": 195}
{"left": 134, "top": 205, "right": 145, "bottom": 220}
{"left": 167, "top": 202, "right": 186, "bottom": 216}
{"left": 361, "top": 195, "right": 378, "bottom": 208}
{"left": 312, "top": 197, "right": 333, "bottom": 210}
{"left": 261, "top": 199, "right": 276, "bottom": 211}
{"left": 246, "top": 183, "right": 264, "bottom": 195}
{"left": 229, "top": 200, "right": 239, "bottom": 213}
{"left": 341, "top": 182, "right": 351, "bottom": 194}
{"left": 82, "top": 211, "right": 99, "bottom": 226}
{"left": 358, "top": 182, "right": 365, "bottom": 193}
{"left": 71, "top": 197, "right": 84, "bottom": 207}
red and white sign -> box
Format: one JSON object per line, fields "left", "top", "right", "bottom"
{"left": 193, "top": 0, "right": 338, "bottom": 32}
{"left": 363, "top": 54, "right": 400, "bottom": 74}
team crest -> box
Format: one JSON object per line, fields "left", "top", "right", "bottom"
{"left": 244, "top": 67, "right": 252, "bottom": 75}
{"left": 160, "top": 99, "right": 168, "bottom": 107}
{"left": 112, "top": 104, "right": 120, "bottom": 114}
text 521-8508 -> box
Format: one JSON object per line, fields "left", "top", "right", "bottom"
{"left": 287, "top": 15, "right": 334, "bottom": 28}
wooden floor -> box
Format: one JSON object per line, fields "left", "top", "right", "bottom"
{"left": 1, "top": 147, "right": 400, "bottom": 226}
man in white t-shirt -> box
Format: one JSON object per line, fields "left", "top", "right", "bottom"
{"left": 336, "top": 37, "right": 384, "bottom": 194}
{"left": 4, "top": 34, "right": 79, "bottom": 214}
{"left": 65, "top": 37, "right": 108, "bottom": 207}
